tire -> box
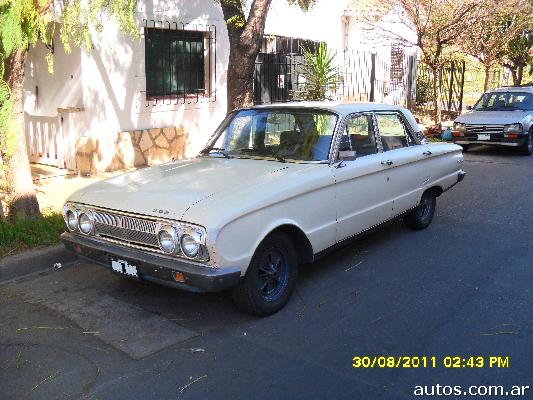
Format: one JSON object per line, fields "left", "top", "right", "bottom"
{"left": 231, "top": 232, "right": 298, "bottom": 316}
{"left": 460, "top": 144, "right": 470, "bottom": 152}
{"left": 404, "top": 190, "right": 437, "bottom": 230}
{"left": 519, "top": 131, "right": 532, "bottom": 156}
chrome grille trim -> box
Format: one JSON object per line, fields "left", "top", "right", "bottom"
{"left": 465, "top": 124, "right": 504, "bottom": 135}
{"left": 90, "top": 209, "right": 162, "bottom": 251}
{"left": 93, "top": 211, "right": 159, "bottom": 234}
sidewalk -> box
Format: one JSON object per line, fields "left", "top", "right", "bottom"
{"left": 32, "top": 164, "right": 136, "bottom": 213}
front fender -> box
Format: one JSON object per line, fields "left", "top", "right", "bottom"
{"left": 215, "top": 215, "right": 308, "bottom": 275}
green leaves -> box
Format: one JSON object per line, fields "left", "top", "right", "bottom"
{"left": 286, "top": 0, "right": 316, "bottom": 12}
{"left": 296, "top": 42, "right": 341, "bottom": 101}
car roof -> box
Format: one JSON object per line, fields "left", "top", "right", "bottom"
{"left": 487, "top": 86, "right": 533, "bottom": 94}
{"left": 239, "top": 101, "right": 407, "bottom": 115}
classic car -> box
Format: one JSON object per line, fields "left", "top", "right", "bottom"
{"left": 452, "top": 86, "right": 533, "bottom": 155}
{"left": 61, "top": 102, "right": 465, "bottom": 316}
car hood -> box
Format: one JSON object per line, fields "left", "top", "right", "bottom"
{"left": 69, "top": 157, "right": 315, "bottom": 221}
{"left": 455, "top": 110, "right": 531, "bottom": 125}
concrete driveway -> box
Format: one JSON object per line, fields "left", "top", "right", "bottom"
{"left": 1, "top": 145, "right": 532, "bottom": 400}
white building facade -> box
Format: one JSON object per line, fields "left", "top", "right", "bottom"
{"left": 23, "top": 0, "right": 417, "bottom": 173}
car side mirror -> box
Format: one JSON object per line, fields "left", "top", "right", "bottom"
{"left": 466, "top": 105, "right": 473, "bottom": 111}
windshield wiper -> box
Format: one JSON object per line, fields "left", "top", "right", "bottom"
{"left": 200, "top": 147, "right": 232, "bottom": 159}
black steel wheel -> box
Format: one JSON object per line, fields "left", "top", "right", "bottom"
{"left": 404, "top": 190, "right": 437, "bottom": 230}
{"left": 231, "top": 232, "right": 298, "bottom": 316}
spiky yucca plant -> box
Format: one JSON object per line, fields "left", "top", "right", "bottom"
{"left": 296, "top": 42, "right": 341, "bottom": 101}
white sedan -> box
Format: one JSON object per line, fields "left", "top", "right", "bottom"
{"left": 61, "top": 102, "right": 465, "bottom": 315}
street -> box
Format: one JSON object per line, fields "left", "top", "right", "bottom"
{"left": 1, "top": 145, "right": 532, "bottom": 400}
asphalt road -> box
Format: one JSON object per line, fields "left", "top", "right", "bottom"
{"left": 1, "top": 145, "right": 532, "bottom": 400}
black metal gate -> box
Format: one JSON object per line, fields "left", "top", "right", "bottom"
{"left": 253, "top": 53, "right": 304, "bottom": 104}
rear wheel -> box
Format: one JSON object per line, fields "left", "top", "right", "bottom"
{"left": 404, "top": 190, "right": 437, "bottom": 230}
{"left": 519, "top": 131, "right": 532, "bottom": 156}
{"left": 231, "top": 232, "right": 298, "bottom": 316}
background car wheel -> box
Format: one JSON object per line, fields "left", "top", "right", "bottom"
{"left": 404, "top": 190, "right": 437, "bottom": 230}
{"left": 460, "top": 144, "right": 470, "bottom": 152}
{"left": 519, "top": 131, "right": 532, "bottom": 156}
{"left": 231, "top": 232, "right": 298, "bottom": 316}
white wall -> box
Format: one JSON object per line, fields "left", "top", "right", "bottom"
{"left": 264, "top": 0, "right": 347, "bottom": 54}
{"left": 24, "top": 24, "right": 83, "bottom": 116}
{"left": 78, "top": 0, "right": 230, "bottom": 158}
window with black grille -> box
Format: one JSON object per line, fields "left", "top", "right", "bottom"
{"left": 145, "top": 28, "right": 205, "bottom": 98}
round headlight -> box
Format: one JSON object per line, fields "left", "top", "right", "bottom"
{"left": 157, "top": 226, "right": 178, "bottom": 254}
{"left": 180, "top": 234, "right": 200, "bottom": 258}
{"left": 78, "top": 212, "right": 94, "bottom": 234}
{"left": 66, "top": 209, "right": 78, "bottom": 231}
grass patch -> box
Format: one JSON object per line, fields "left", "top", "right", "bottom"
{"left": 0, "top": 212, "right": 65, "bottom": 258}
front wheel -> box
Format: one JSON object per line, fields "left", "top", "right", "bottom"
{"left": 460, "top": 144, "right": 470, "bottom": 152}
{"left": 519, "top": 131, "right": 532, "bottom": 156}
{"left": 231, "top": 232, "right": 298, "bottom": 316}
{"left": 404, "top": 190, "right": 437, "bottom": 230}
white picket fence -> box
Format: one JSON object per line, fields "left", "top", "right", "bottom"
{"left": 25, "top": 112, "right": 66, "bottom": 168}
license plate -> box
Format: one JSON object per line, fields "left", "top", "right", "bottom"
{"left": 477, "top": 134, "right": 490, "bottom": 141}
{"left": 111, "top": 259, "right": 139, "bottom": 278}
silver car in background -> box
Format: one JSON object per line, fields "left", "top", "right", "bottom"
{"left": 452, "top": 86, "right": 533, "bottom": 155}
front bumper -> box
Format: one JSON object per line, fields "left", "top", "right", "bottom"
{"left": 453, "top": 135, "right": 528, "bottom": 147}
{"left": 61, "top": 232, "right": 242, "bottom": 292}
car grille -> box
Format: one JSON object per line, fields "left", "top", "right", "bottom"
{"left": 465, "top": 124, "right": 504, "bottom": 135}
{"left": 93, "top": 210, "right": 161, "bottom": 250}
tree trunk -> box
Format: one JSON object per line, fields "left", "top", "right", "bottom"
{"left": 2, "top": 49, "right": 40, "bottom": 219}
{"left": 509, "top": 65, "right": 524, "bottom": 87}
{"left": 483, "top": 65, "right": 491, "bottom": 92}
{"left": 431, "top": 65, "right": 442, "bottom": 125}
{"left": 225, "top": 40, "right": 258, "bottom": 112}
{"left": 221, "top": 0, "right": 273, "bottom": 112}
{"left": 515, "top": 65, "right": 524, "bottom": 86}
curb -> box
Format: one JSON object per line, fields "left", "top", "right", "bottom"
{"left": 0, "top": 244, "right": 78, "bottom": 283}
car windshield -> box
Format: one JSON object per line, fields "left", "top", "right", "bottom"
{"left": 474, "top": 91, "right": 533, "bottom": 111}
{"left": 202, "top": 108, "right": 338, "bottom": 162}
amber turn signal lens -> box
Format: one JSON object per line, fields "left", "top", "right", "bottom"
{"left": 173, "top": 272, "right": 185, "bottom": 282}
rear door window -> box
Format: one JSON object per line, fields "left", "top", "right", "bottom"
{"left": 375, "top": 113, "right": 413, "bottom": 151}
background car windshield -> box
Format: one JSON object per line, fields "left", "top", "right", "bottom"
{"left": 211, "top": 109, "right": 338, "bottom": 161}
{"left": 474, "top": 92, "right": 533, "bottom": 111}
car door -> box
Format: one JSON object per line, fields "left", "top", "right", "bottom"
{"left": 374, "top": 112, "right": 428, "bottom": 216}
{"left": 334, "top": 113, "right": 394, "bottom": 242}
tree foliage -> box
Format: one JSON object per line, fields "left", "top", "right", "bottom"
{"left": 462, "top": 1, "right": 533, "bottom": 89}
{"left": 362, "top": 0, "right": 499, "bottom": 123}
{"left": 0, "top": 0, "right": 138, "bottom": 218}
{"left": 500, "top": 25, "right": 533, "bottom": 85}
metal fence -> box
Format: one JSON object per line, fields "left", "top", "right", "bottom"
{"left": 253, "top": 48, "right": 417, "bottom": 108}
{"left": 413, "top": 61, "right": 466, "bottom": 119}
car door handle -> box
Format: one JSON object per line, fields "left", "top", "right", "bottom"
{"left": 381, "top": 160, "right": 393, "bottom": 166}
{"left": 423, "top": 150, "right": 432, "bottom": 156}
